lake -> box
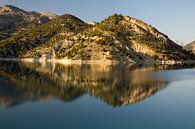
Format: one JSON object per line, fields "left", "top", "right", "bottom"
{"left": 0, "top": 61, "right": 195, "bottom": 129}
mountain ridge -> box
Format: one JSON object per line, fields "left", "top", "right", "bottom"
{"left": 0, "top": 5, "right": 194, "bottom": 64}
{"left": 0, "top": 5, "right": 57, "bottom": 34}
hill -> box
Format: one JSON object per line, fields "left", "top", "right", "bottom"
{"left": 184, "top": 40, "right": 195, "bottom": 54}
{"left": 0, "top": 6, "right": 194, "bottom": 64}
{"left": 54, "top": 14, "right": 195, "bottom": 63}
{"left": 0, "top": 14, "right": 88, "bottom": 58}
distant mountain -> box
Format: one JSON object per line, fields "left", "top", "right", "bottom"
{"left": 0, "top": 5, "right": 194, "bottom": 63}
{"left": 184, "top": 40, "right": 195, "bottom": 54}
{"left": 0, "top": 5, "right": 57, "bottom": 35}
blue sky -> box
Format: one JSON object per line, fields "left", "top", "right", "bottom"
{"left": 0, "top": 0, "right": 195, "bottom": 44}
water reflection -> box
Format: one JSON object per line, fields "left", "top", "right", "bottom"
{"left": 0, "top": 61, "right": 194, "bottom": 108}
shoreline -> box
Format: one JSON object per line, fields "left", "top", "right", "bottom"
{"left": 0, "top": 58, "right": 121, "bottom": 65}
{"left": 0, "top": 58, "right": 195, "bottom": 65}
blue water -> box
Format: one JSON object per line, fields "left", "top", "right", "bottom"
{"left": 0, "top": 62, "right": 195, "bottom": 129}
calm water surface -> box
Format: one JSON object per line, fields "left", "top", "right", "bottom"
{"left": 0, "top": 61, "right": 195, "bottom": 129}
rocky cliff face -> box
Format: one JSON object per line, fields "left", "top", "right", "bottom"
{"left": 40, "top": 12, "right": 57, "bottom": 20}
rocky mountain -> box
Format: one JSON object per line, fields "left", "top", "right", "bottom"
{"left": 0, "top": 14, "right": 88, "bottom": 58}
{"left": 0, "top": 6, "right": 194, "bottom": 63}
{"left": 54, "top": 14, "right": 194, "bottom": 63}
{"left": 184, "top": 40, "right": 195, "bottom": 54}
{"left": 0, "top": 5, "right": 57, "bottom": 35}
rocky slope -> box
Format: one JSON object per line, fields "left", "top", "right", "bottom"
{"left": 54, "top": 14, "right": 194, "bottom": 63}
{"left": 184, "top": 40, "right": 195, "bottom": 54}
{"left": 0, "top": 6, "right": 194, "bottom": 63}
{"left": 0, "top": 14, "right": 88, "bottom": 58}
{"left": 0, "top": 5, "right": 57, "bottom": 35}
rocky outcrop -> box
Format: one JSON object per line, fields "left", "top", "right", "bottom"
{"left": 125, "top": 16, "right": 167, "bottom": 40}
{"left": 40, "top": 12, "right": 57, "bottom": 20}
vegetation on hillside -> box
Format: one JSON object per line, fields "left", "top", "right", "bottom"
{"left": 0, "top": 12, "right": 194, "bottom": 62}
{"left": 0, "top": 14, "right": 88, "bottom": 58}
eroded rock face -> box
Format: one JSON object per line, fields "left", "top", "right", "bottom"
{"left": 124, "top": 16, "right": 167, "bottom": 40}
{"left": 131, "top": 41, "right": 156, "bottom": 56}
{"left": 40, "top": 12, "right": 57, "bottom": 20}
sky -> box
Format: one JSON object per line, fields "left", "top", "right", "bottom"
{"left": 0, "top": 0, "right": 195, "bottom": 44}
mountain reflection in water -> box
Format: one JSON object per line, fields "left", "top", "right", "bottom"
{"left": 0, "top": 61, "right": 194, "bottom": 108}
